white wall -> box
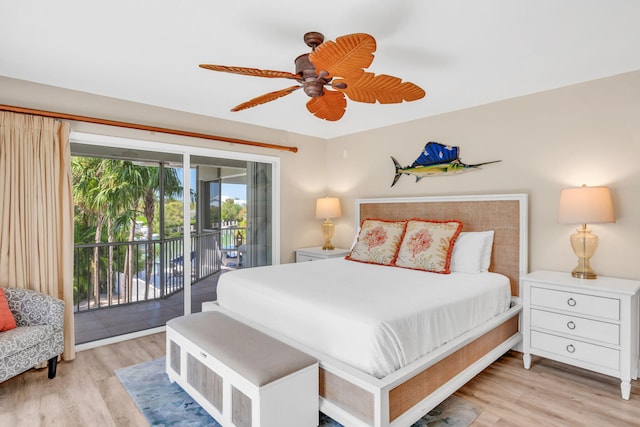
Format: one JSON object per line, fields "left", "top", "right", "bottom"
{"left": 325, "top": 70, "right": 640, "bottom": 280}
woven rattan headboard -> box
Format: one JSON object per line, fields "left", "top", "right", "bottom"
{"left": 356, "top": 194, "right": 528, "bottom": 296}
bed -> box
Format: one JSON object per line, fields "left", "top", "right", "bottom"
{"left": 211, "top": 194, "right": 528, "bottom": 427}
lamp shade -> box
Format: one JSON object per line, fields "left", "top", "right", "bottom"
{"left": 558, "top": 186, "right": 615, "bottom": 224}
{"left": 315, "top": 197, "right": 341, "bottom": 219}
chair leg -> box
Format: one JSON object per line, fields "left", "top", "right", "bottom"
{"left": 47, "top": 356, "right": 58, "bottom": 379}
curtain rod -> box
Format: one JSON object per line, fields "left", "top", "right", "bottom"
{"left": 0, "top": 104, "right": 299, "bottom": 153}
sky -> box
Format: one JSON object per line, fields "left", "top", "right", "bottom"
{"left": 221, "top": 183, "right": 246, "bottom": 202}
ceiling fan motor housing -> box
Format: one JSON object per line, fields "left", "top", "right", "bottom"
{"left": 295, "top": 53, "right": 329, "bottom": 98}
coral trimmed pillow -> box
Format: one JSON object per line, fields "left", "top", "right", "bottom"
{"left": 346, "top": 219, "right": 407, "bottom": 265}
{"left": 450, "top": 231, "right": 495, "bottom": 273}
{"left": 394, "top": 220, "right": 463, "bottom": 273}
{"left": 0, "top": 288, "right": 17, "bottom": 332}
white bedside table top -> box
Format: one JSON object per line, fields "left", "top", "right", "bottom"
{"left": 295, "top": 246, "right": 350, "bottom": 256}
{"left": 522, "top": 270, "right": 640, "bottom": 296}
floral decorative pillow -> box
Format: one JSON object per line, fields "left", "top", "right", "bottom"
{"left": 346, "top": 219, "right": 407, "bottom": 266}
{"left": 394, "top": 220, "right": 463, "bottom": 273}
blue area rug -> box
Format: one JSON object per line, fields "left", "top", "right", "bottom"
{"left": 116, "top": 357, "right": 481, "bottom": 426}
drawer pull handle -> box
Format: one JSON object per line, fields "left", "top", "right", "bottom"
{"left": 567, "top": 297, "right": 577, "bottom": 307}
{"left": 567, "top": 321, "right": 576, "bottom": 330}
{"left": 566, "top": 344, "right": 576, "bottom": 354}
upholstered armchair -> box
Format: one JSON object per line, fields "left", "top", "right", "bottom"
{"left": 0, "top": 288, "right": 65, "bottom": 382}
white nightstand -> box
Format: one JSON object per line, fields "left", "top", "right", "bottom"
{"left": 522, "top": 270, "right": 640, "bottom": 399}
{"left": 295, "top": 246, "right": 350, "bottom": 262}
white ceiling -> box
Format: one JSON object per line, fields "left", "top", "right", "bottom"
{"left": 1, "top": 0, "right": 639, "bottom": 139}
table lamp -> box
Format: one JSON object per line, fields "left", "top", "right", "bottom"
{"left": 316, "top": 197, "right": 341, "bottom": 250}
{"left": 558, "top": 185, "right": 615, "bottom": 279}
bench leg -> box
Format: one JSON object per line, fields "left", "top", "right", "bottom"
{"left": 47, "top": 356, "right": 58, "bottom": 379}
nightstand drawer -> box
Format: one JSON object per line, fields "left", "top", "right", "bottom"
{"left": 531, "top": 331, "right": 619, "bottom": 371}
{"left": 296, "top": 254, "right": 318, "bottom": 262}
{"left": 295, "top": 247, "right": 350, "bottom": 262}
{"left": 530, "top": 309, "right": 620, "bottom": 345}
{"left": 530, "top": 287, "right": 619, "bottom": 320}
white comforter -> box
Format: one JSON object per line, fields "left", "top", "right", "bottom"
{"left": 217, "top": 258, "right": 511, "bottom": 378}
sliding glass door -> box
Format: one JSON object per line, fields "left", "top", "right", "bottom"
{"left": 70, "top": 133, "right": 279, "bottom": 345}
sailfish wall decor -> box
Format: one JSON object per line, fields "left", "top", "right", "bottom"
{"left": 391, "top": 142, "right": 501, "bottom": 187}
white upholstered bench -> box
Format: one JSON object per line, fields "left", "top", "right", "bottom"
{"left": 166, "top": 311, "right": 319, "bottom": 427}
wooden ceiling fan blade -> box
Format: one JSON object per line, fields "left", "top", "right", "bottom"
{"left": 306, "top": 91, "right": 347, "bottom": 121}
{"left": 231, "top": 85, "right": 301, "bottom": 112}
{"left": 199, "top": 64, "right": 300, "bottom": 80}
{"left": 335, "top": 72, "right": 425, "bottom": 104}
{"left": 309, "top": 33, "right": 376, "bottom": 79}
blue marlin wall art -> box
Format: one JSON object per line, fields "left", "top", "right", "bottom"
{"left": 391, "top": 142, "right": 501, "bottom": 187}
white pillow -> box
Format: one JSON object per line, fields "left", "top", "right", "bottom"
{"left": 450, "top": 231, "right": 495, "bottom": 273}
{"left": 349, "top": 227, "right": 360, "bottom": 251}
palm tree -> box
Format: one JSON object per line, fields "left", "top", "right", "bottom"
{"left": 72, "top": 158, "right": 184, "bottom": 305}
{"left": 95, "top": 160, "right": 147, "bottom": 304}
{"left": 73, "top": 158, "right": 144, "bottom": 305}
{"left": 138, "top": 166, "right": 182, "bottom": 299}
{"left": 72, "top": 157, "right": 107, "bottom": 306}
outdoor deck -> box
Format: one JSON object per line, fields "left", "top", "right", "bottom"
{"left": 74, "top": 269, "right": 227, "bottom": 344}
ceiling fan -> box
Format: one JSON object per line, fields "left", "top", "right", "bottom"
{"left": 199, "top": 32, "right": 426, "bottom": 121}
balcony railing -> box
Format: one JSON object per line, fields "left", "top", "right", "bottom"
{"left": 73, "top": 227, "right": 245, "bottom": 312}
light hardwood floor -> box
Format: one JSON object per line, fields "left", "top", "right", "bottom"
{"left": 1, "top": 334, "right": 639, "bottom": 426}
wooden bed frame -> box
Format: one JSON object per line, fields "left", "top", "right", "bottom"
{"left": 213, "top": 193, "right": 528, "bottom": 427}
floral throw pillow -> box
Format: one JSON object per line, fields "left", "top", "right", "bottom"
{"left": 394, "top": 220, "right": 463, "bottom": 273}
{"left": 346, "top": 219, "right": 407, "bottom": 266}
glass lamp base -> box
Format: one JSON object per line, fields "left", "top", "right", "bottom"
{"left": 571, "top": 265, "right": 597, "bottom": 279}
{"left": 321, "top": 219, "right": 335, "bottom": 250}
{"left": 569, "top": 226, "right": 599, "bottom": 280}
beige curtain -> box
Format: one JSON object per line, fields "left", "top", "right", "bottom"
{"left": 0, "top": 111, "right": 75, "bottom": 361}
